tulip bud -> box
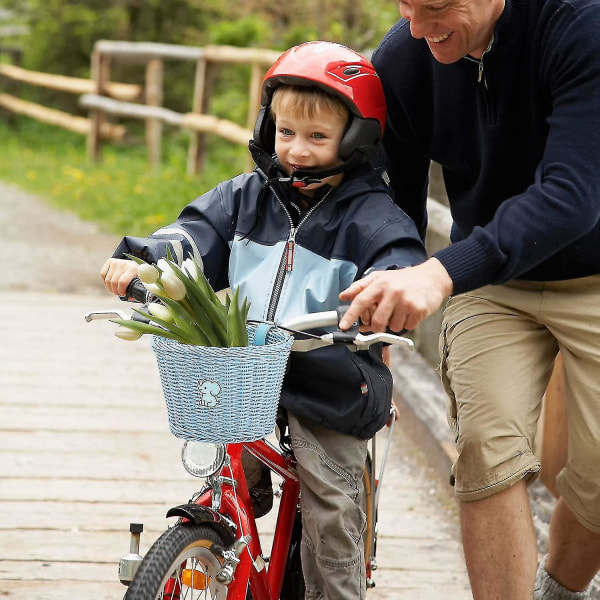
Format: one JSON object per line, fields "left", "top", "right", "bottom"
{"left": 114, "top": 326, "right": 143, "bottom": 341}
{"left": 138, "top": 263, "right": 160, "bottom": 284}
{"left": 143, "top": 282, "right": 163, "bottom": 296}
{"left": 183, "top": 258, "right": 203, "bottom": 283}
{"left": 161, "top": 273, "right": 186, "bottom": 301}
{"left": 157, "top": 258, "right": 177, "bottom": 278}
{"left": 148, "top": 303, "right": 174, "bottom": 323}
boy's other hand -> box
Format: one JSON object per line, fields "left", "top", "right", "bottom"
{"left": 100, "top": 258, "right": 140, "bottom": 297}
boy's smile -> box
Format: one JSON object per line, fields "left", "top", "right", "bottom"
{"left": 274, "top": 105, "right": 346, "bottom": 196}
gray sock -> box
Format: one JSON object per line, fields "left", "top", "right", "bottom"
{"left": 534, "top": 556, "right": 590, "bottom": 600}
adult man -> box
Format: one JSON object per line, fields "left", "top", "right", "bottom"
{"left": 339, "top": 0, "right": 600, "bottom": 597}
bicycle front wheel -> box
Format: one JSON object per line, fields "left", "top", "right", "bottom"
{"left": 125, "top": 524, "right": 233, "bottom": 600}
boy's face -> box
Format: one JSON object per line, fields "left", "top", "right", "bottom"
{"left": 274, "top": 104, "right": 346, "bottom": 196}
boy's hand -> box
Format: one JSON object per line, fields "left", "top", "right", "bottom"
{"left": 100, "top": 258, "right": 140, "bottom": 297}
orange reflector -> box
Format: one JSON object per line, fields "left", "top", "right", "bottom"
{"left": 181, "top": 568, "right": 209, "bottom": 590}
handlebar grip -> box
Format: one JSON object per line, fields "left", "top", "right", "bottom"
{"left": 123, "top": 278, "right": 156, "bottom": 304}
{"left": 336, "top": 304, "right": 406, "bottom": 337}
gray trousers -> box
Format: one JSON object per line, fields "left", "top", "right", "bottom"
{"left": 288, "top": 412, "right": 369, "bottom": 600}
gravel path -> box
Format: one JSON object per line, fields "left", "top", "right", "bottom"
{"left": 1, "top": 181, "right": 119, "bottom": 295}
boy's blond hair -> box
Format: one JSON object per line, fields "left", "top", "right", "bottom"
{"left": 271, "top": 85, "right": 349, "bottom": 125}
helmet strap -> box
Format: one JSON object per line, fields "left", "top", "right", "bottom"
{"left": 249, "top": 138, "right": 367, "bottom": 188}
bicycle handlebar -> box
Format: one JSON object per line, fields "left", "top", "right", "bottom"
{"left": 87, "top": 278, "right": 414, "bottom": 352}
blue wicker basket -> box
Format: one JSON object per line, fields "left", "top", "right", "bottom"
{"left": 150, "top": 323, "right": 293, "bottom": 443}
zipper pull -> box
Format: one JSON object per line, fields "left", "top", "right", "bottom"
{"left": 478, "top": 61, "right": 484, "bottom": 83}
{"left": 286, "top": 229, "right": 297, "bottom": 272}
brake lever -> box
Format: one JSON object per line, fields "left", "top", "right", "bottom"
{"left": 352, "top": 332, "right": 414, "bottom": 351}
{"left": 84, "top": 309, "right": 130, "bottom": 322}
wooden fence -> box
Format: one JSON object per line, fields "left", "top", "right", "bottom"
{"left": 80, "top": 40, "right": 281, "bottom": 174}
{"left": 0, "top": 40, "right": 281, "bottom": 174}
{"left": 0, "top": 55, "right": 140, "bottom": 141}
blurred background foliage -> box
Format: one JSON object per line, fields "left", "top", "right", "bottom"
{"left": 0, "top": 0, "right": 402, "bottom": 235}
{"left": 0, "top": 0, "right": 401, "bottom": 117}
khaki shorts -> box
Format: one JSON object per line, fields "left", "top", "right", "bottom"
{"left": 438, "top": 275, "right": 600, "bottom": 533}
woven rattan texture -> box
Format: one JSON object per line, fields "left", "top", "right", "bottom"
{"left": 151, "top": 324, "right": 293, "bottom": 442}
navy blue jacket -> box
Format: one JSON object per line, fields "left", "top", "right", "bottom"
{"left": 373, "top": 0, "right": 600, "bottom": 294}
{"left": 113, "top": 165, "right": 426, "bottom": 438}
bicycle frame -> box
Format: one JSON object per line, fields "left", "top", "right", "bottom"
{"left": 168, "top": 438, "right": 301, "bottom": 600}
{"left": 86, "top": 299, "right": 411, "bottom": 598}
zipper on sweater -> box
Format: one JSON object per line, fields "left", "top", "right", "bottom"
{"left": 266, "top": 187, "right": 333, "bottom": 321}
{"left": 464, "top": 37, "right": 495, "bottom": 123}
{"left": 464, "top": 37, "right": 493, "bottom": 89}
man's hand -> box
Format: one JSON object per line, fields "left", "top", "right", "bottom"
{"left": 100, "top": 258, "right": 140, "bottom": 297}
{"left": 339, "top": 258, "right": 453, "bottom": 332}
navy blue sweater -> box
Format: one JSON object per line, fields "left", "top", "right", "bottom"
{"left": 373, "top": 0, "right": 600, "bottom": 294}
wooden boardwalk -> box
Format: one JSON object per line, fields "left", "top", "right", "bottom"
{"left": 0, "top": 290, "right": 471, "bottom": 599}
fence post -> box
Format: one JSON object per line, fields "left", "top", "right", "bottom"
{"left": 87, "top": 48, "right": 110, "bottom": 162}
{"left": 187, "top": 57, "right": 207, "bottom": 175}
{"left": 539, "top": 353, "right": 568, "bottom": 498}
{"left": 145, "top": 58, "right": 164, "bottom": 170}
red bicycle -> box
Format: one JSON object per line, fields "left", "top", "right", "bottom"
{"left": 85, "top": 285, "right": 413, "bottom": 600}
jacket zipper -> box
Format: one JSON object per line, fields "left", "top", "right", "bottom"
{"left": 266, "top": 188, "right": 333, "bottom": 321}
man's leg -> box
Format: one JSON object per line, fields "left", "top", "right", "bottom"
{"left": 544, "top": 498, "right": 600, "bottom": 591}
{"left": 461, "top": 480, "right": 538, "bottom": 600}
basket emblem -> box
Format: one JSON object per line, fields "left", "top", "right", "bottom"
{"left": 198, "top": 379, "right": 221, "bottom": 408}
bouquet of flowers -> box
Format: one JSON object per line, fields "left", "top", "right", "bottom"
{"left": 111, "top": 253, "right": 250, "bottom": 348}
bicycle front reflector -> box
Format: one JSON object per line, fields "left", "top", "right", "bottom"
{"left": 181, "top": 441, "right": 226, "bottom": 478}
{"left": 182, "top": 568, "right": 209, "bottom": 590}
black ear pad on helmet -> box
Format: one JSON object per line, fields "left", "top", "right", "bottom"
{"left": 253, "top": 106, "right": 276, "bottom": 155}
{"left": 339, "top": 118, "right": 383, "bottom": 163}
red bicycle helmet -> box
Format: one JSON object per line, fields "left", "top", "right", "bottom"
{"left": 250, "top": 41, "right": 387, "bottom": 185}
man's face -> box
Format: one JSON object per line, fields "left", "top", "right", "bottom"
{"left": 397, "top": 0, "right": 504, "bottom": 63}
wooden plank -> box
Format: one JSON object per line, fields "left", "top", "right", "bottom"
{"left": 0, "top": 63, "right": 141, "bottom": 100}
{"left": 0, "top": 561, "right": 123, "bottom": 583}
{"left": 0, "top": 93, "right": 125, "bottom": 139}
{"left": 182, "top": 112, "right": 251, "bottom": 145}
{"left": 79, "top": 93, "right": 183, "bottom": 125}
{"left": 0, "top": 478, "right": 200, "bottom": 503}
{"left": 0, "top": 500, "right": 181, "bottom": 532}
{"left": 93, "top": 40, "right": 280, "bottom": 66}
{"left": 0, "top": 580, "right": 125, "bottom": 600}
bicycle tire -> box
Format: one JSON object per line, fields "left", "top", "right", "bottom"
{"left": 125, "top": 523, "right": 234, "bottom": 600}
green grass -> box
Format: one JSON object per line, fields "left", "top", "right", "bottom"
{"left": 0, "top": 116, "right": 249, "bottom": 236}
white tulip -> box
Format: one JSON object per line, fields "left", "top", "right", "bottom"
{"left": 114, "top": 326, "right": 143, "bottom": 341}
{"left": 138, "top": 263, "right": 160, "bottom": 284}
{"left": 161, "top": 273, "right": 186, "bottom": 301}
{"left": 148, "top": 303, "right": 175, "bottom": 323}
{"left": 157, "top": 258, "right": 177, "bottom": 278}
{"left": 183, "top": 258, "right": 203, "bottom": 283}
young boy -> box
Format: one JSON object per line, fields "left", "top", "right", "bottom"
{"left": 101, "top": 41, "right": 426, "bottom": 599}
